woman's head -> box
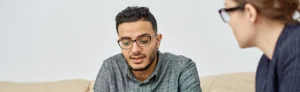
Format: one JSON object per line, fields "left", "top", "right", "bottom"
{"left": 234, "top": 0, "right": 299, "bottom": 23}
{"left": 219, "top": 0, "right": 300, "bottom": 48}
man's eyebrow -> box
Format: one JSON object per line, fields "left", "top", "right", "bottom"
{"left": 120, "top": 33, "right": 150, "bottom": 40}
{"left": 137, "top": 33, "right": 150, "bottom": 37}
{"left": 119, "top": 36, "right": 131, "bottom": 40}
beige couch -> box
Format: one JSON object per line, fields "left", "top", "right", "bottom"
{"left": 0, "top": 72, "right": 255, "bottom": 92}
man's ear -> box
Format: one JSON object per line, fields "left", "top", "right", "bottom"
{"left": 244, "top": 4, "right": 258, "bottom": 23}
{"left": 156, "top": 34, "right": 162, "bottom": 49}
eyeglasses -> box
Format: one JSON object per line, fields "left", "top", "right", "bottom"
{"left": 218, "top": 6, "right": 245, "bottom": 23}
{"left": 118, "top": 34, "right": 157, "bottom": 50}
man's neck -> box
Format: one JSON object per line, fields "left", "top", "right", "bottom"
{"left": 132, "top": 56, "right": 158, "bottom": 82}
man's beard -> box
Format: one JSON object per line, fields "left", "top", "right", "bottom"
{"left": 127, "top": 50, "right": 158, "bottom": 71}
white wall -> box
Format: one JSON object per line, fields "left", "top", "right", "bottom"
{"left": 0, "top": 0, "right": 262, "bottom": 82}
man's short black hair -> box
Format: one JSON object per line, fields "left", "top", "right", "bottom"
{"left": 115, "top": 6, "right": 157, "bottom": 33}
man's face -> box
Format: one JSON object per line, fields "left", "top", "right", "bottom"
{"left": 117, "top": 20, "right": 162, "bottom": 71}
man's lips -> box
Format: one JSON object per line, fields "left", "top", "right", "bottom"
{"left": 130, "top": 56, "right": 145, "bottom": 64}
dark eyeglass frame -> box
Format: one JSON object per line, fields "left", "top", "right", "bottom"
{"left": 117, "top": 33, "right": 157, "bottom": 50}
{"left": 218, "top": 6, "right": 245, "bottom": 23}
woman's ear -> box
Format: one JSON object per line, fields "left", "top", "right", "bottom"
{"left": 244, "top": 4, "right": 258, "bottom": 23}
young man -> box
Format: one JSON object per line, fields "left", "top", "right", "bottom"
{"left": 94, "top": 6, "right": 202, "bottom": 92}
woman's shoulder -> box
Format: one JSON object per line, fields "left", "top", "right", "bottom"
{"left": 274, "top": 23, "right": 300, "bottom": 70}
{"left": 276, "top": 23, "right": 300, "bottom": 57}
{"left": 285, "top": 22, "right": 300, "bottom": 37}
{"left": 277, "top": 23, "right": 300, "bottom": 57}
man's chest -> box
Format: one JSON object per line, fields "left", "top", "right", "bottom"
{"left": 109, "top": 75, "right": 180, "bottom": 92}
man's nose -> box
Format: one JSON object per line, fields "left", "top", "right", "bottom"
{"left": 131, "top": 42, "right": 141, "bottom": 55}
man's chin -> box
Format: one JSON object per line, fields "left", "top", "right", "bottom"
{"left": 130, "top": 66, "right": 148, "bottom": 71}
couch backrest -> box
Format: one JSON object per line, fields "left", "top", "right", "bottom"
{"left": 200, "top": 72, "right": 255, "bottom": 92}
{"left": 0, "top": 79, "right": 90, "bottom": 92}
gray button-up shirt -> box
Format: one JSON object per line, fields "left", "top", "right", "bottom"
{"left": 94, "top": 51, "right": 202, "bottom": 92}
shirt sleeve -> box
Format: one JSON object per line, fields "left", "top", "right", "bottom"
{"left": 179, "top": 59, "right": 202, "bottom": 92}
{"left": 93, "top": 60, "right": 110, "bottom": 92}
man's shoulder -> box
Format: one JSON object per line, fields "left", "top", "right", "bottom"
{"left": 161, "top": 52, "right": 195, "bottom": 65}
{"left": 102, "top": 53, "right": 125, "bottom": 65}
{"left": 160, "top": 52, "right": 198, "bottom": 77}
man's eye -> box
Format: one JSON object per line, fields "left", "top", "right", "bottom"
{"left": 139, "top": 39, "right": 149, "bottom": 44}
{"left": 122, "top": 41, "right": 131, "bottom": 46}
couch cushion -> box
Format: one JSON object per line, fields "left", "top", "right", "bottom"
{"left": 200, "top": 72, "right": 255, "bottom": 92}
{"left": 0, "top": 79, "right": 90, "bottom": 92}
